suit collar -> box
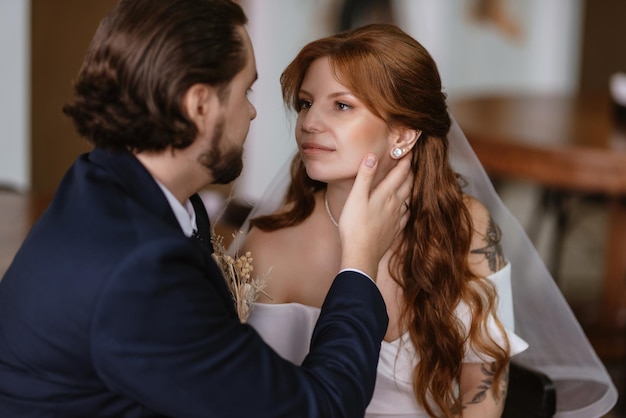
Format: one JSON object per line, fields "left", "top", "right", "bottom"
{"left": 155, "top": 179, "right": 197, "bottom": 237}
{"left": 88, "top": 147, "right": 179, "bottom": 230}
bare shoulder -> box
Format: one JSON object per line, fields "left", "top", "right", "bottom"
{"left": 238, "top": 196, "right": 343, "bottom": 306}
{"left": 464, "top": 195, "right": 506, "bottom": 277}
{"left": 239, "top": 224, "right": 303, "bottom": 303}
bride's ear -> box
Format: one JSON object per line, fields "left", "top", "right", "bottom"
{"left": 389, "top": 128, "right": 422, "bottom": 159}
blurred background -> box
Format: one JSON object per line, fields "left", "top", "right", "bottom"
{"left": 1, "top": 0, "right": 625, "bottom": 415}
{"left": 0, "top": 0, "right": 595, "bottom": 196}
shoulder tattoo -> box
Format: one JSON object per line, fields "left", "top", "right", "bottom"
{"left": 470, "top": 215, "right": 505, "bottom": 273}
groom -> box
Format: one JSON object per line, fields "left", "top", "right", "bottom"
{"left": 0, "top": 0, "right": 412, "bottom": 417}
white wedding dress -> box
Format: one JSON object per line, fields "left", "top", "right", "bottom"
{"left": 248, "top": 263, "right": 529, "bottom": 417}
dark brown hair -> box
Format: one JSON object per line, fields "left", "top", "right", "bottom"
{"left": 63, "top": 0, "right": 247, "bottom": 152}
{"left": 252, "top": 23, "right": 508, "bottom": 417}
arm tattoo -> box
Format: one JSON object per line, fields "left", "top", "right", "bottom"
{"left": 466, "top": 363, "right": 509, "bottom": 408}
{"left": 470, "top": 216, "right": 505, "bottom": 272}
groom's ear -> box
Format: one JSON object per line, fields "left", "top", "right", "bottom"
{"left": 182, "top": 83, "right": 219, "bottom": 134}
{"left": 389, "top": 128, "right": 422, "bottom": 159}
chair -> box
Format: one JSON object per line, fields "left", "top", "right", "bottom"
{"left": 502, "top": 361, "right": 556, "bottom": 418}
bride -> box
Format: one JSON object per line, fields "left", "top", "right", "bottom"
{"left": 237, "top": 23, "right": 617, "bottom": 417}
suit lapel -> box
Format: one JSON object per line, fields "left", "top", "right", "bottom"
{"left": 189, "top": 193, "right": 236, "bottom": 313}
{"left": 190, "top": 194, "right": 214, "bottom": 253}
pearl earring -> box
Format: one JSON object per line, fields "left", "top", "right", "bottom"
{"left": 392, "top": 148, "right": 403, "bottom": 158}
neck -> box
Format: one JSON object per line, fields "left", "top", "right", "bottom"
{"left": 324, "top": 182, "right": 353, "bottom": 228}
{"left": 135, "top": 149, "right": 210, "bottom": 204}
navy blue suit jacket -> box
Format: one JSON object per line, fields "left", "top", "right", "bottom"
{"left": 0, "top": 148, "right": 388, "bottom": 417}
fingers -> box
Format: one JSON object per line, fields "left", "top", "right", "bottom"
{"left": 350, "top": 154, "right": 378, "bottom": 201}
{"left": 385, "top": 157, "right": 413, "bottom": 208}
{"left": 371, "top": 155, "right": 413, "bottom": 247}
{"left": 338, "top": 153, "right": 414, "bottom": 279}
{"left": 338, "top": 154, "right": 383, "bottom": 277}
{"left": 398, "top": 203, "right": 411, "bottom": 233}
{"left": 350, "top": 153, "right": 411, "bottom": 208}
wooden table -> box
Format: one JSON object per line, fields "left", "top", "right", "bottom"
{"left": 450, "top": 92, "right": 626, "bottom": 355}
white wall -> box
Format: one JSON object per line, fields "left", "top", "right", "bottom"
{"left": 0, "top": 0, "right": 30, "bottom": 191}
{"left": 396, "top": 0, "right": 583, "bottom": 98}
{"left": 235, "top": 0, "right": 584, "bottom": 203}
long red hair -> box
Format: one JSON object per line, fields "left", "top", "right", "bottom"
{"left": 252, "top": 24, "right": 508, "bottom": 417}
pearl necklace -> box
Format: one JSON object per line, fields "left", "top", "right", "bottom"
{"left": 324, "top": 190, "right": 339, "bottom": 228}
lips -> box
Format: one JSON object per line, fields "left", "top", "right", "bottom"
{"left": 301, "top": 141, "right": 334, "bottom": 155}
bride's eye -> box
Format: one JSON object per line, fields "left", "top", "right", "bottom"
{"left": 297, "top": 99, "right": 312, "bottom": 110}
{"left": 336, "top": 102, "right": 352, "bottom": 111}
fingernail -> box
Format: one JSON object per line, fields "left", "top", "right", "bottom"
{"left": 365, "top": 155, "right": 376, "bottom": 167}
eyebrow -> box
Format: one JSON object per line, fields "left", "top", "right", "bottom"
{"left": 299, "top": 89, "right": 355, "bottom": 99}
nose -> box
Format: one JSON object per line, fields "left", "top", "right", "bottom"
{"left": 300, "top": 106, "right": 323, "bottom": 133}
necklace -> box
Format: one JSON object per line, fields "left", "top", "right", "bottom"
{"left": 324, "top": 190, "right": 339, "bottom": 228}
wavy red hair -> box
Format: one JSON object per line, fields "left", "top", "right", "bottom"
{"left": 252, "top": 23, "right": 508, "bottom": 417}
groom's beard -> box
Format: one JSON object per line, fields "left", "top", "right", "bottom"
{"left": 200, "top": 116, "right": 244, "bottom": 185}
{"left": 211, "top": 147, "right": 244, "bottom": 184}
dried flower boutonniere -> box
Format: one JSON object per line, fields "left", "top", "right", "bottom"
{"left": 210, "top": 229, "right": 271, "bottom": 323}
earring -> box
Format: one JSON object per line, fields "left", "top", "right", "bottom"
{"left": 392, "top": 148, "right": 403, "bottom": 158}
